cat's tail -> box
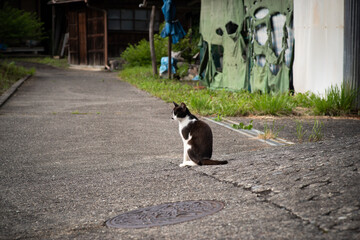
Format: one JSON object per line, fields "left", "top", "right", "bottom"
{"left": 200, "top": 159, "right": 228, "bottom": 165}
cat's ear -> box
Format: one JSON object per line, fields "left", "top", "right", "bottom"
{"left": 173, "top": 101, "right": 179, "bottom": 107}
{"left": 180, "top": 102, "right": 187, "bottom": 109}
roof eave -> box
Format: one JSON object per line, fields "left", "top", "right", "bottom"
{"left": 48, "top": 0, "right": 87, "bottom": 5}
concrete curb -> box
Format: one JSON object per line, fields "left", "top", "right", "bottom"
{"left": 203, "top": 117, "right": 295, "bottom": 146}
{"left": 0, "top": 75, "right": 31, "bottom": 108}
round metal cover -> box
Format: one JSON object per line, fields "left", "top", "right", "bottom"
{"left": 106, "top": 200, "right": 225, "bottom": 229}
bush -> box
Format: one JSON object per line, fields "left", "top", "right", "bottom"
{"left": 121, "top": 35, "right": 168, "bottom": 67}
{"left": 177, "top": 63, "right": 190, "bottom": 78}
{"left": 0, "top": 4, "right": 46, "bottom": 46}
{"left": 121, "top": 24, "right": 200, "bottom": 67}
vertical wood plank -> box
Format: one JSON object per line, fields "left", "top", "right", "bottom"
{"left": 78, "top": 11, "right": 87, "bottom": 65}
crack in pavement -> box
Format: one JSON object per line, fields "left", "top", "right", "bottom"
{"left": 191, "top": 168, "right": 329, "bottom": 235}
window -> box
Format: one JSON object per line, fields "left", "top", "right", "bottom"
{"left": 108, "top": 9, "right": 159, "bottom": 31}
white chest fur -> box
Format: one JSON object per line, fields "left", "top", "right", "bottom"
{"left": 178, "top": 116, "right": 196, "bottom": 140}
{"left": 177, "top": 116, "right": 197, "bottom": 167}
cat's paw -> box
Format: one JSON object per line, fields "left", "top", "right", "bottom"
{"left": 179, "top": 161, "right": 197, "bottom": 167}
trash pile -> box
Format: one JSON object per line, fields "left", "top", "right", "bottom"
{"left": 159, "top": 51, "right": 200, "bottom": 81}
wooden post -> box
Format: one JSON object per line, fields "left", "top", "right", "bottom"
{"left": 149, "top": 5, "right": 157, "bottom": 76}
{"left": 52, "top": 5, "right": 55, "bottom": 57}
{"left": 103, "top": 10, "right": 108, "bottom": 67}
{"left": 168, "top": 35, "right": 172, "bottom": 79}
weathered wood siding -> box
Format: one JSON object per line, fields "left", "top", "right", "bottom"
{"left": 68, "top": 7, "right": 105, "bottom": 65}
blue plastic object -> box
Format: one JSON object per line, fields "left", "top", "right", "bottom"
{"left": 192, "top": 75, "right": 200, "bottom": 81}
{"left": 159, "top": 57, "right": 176, "bottom": 74}
{"left": 160, "top": 0, "right": 186, "bottom": 44}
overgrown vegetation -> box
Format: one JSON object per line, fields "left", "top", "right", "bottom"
{"left": 119, "top": 18, "right": 358, "bottom": 117}
{"left": 252, "top": 93, "right": 294, "bottom": 115}
{"left": 0, "top": 57, "right": 68, "bottom": 95}
{"left": 120, "top": 35, "right": 167, "bottom": 67}
{"left": 0, "top": 61, "right": 35, "bottom": 94}
{"left": 121, "top": 25, "right": 200, "bottom": 67}
{"left": 120, "top": 66, "right": 250, "bottom": 116}
{"left": 0, "top": 4, "right": 46, "bottom": 46}
{"left": 312, "top": 83, "right": 358, "bottom": 116}
{"left": 18, "top": 57, "right": 69, "bottom": 69}
{"left": 119, "top": 66, "right": 359, "bottom": 117}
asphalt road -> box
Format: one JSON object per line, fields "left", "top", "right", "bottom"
{"left": 0, "top": 63, "right": 359, "bottom": 239}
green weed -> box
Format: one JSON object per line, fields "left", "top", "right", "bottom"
{"left": 214, "top": 114, "right": 222, "bottom": 122}
{"left": 295, "top": 120, "right": 308, "bottom": 143}
{"left": 313, "top": 83, "right": 358, "bottom": 116}
{"left": 259, "top": 121, "right": 283, "bottom": 140}
{"left": 309, "top": 120, "right": 324, "bottom": 142}
{"left": 232, "top": 120, "right": 253, "bottom": 130}
{"left": 0, "top": 61, "right": 35, "bottom": 94}
{"left": 71, "top": 110, "right": 88, "bottom": 115}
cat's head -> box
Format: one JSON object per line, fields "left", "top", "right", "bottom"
{"left": 172, "top": 102, "right": 189, "bottom": 120}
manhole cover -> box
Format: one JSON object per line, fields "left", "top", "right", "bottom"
{"left": 106, "top": 200, "right": 224, "bottom": 229}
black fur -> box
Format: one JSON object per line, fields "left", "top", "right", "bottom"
{"left": 172, "top": 102, "right": 228, "bottom": 166}
{"left": 183, "top": 120, "right": 213, "bottom": 164}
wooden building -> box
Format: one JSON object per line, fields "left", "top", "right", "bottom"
{"left": 49, "top": 0, "right": 200, "bottom": 67}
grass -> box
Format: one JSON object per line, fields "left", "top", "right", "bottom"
{"left": 214, "top": 114, "right": 222, "bottom": 122}
{"left": 119, "top": 65, "right": 359, "bottom": 117}
{"left": 292, "top": 92, "right": 318, "bottom": 108}
{"left": 0, "top": 60, "right": 35, "bottom": 95}
{"left": 258, "top": 121, "right": 284, "bottom": 140}
{"left": 119, "top": 66, "right": 281, "bottom": 116}
{"left": 71, "top": 110, "right": 88, "bottom": 115}
{"left": 252, "top": 93, "right": 294, "bottom": 115}
{"left": 14, "top": 57, "right": 69, "bottom": 69}
{"left": 312, "top": 83, "right": 358, "bottom": 116}
{"left": 295, "top": 120, "right": 308, "bottom": 143}
{"left": 295, "top": 119, "right": 324, "bottom": 143}
{"left": 309, "top": 120, "right": 324, "bottom": 142}
{"left": 0, "top": 56, "right": 67, "bottom": 95}
{"left": 0, "top": 57, "right": 68, "bottom": 95}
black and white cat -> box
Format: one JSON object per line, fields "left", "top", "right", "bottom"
{"left": 172, "top": 102, "right": 228, "bottom": 167}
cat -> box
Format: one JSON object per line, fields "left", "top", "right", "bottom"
{"left": 172, "top": 102, "right": 228, "bottom": 167}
